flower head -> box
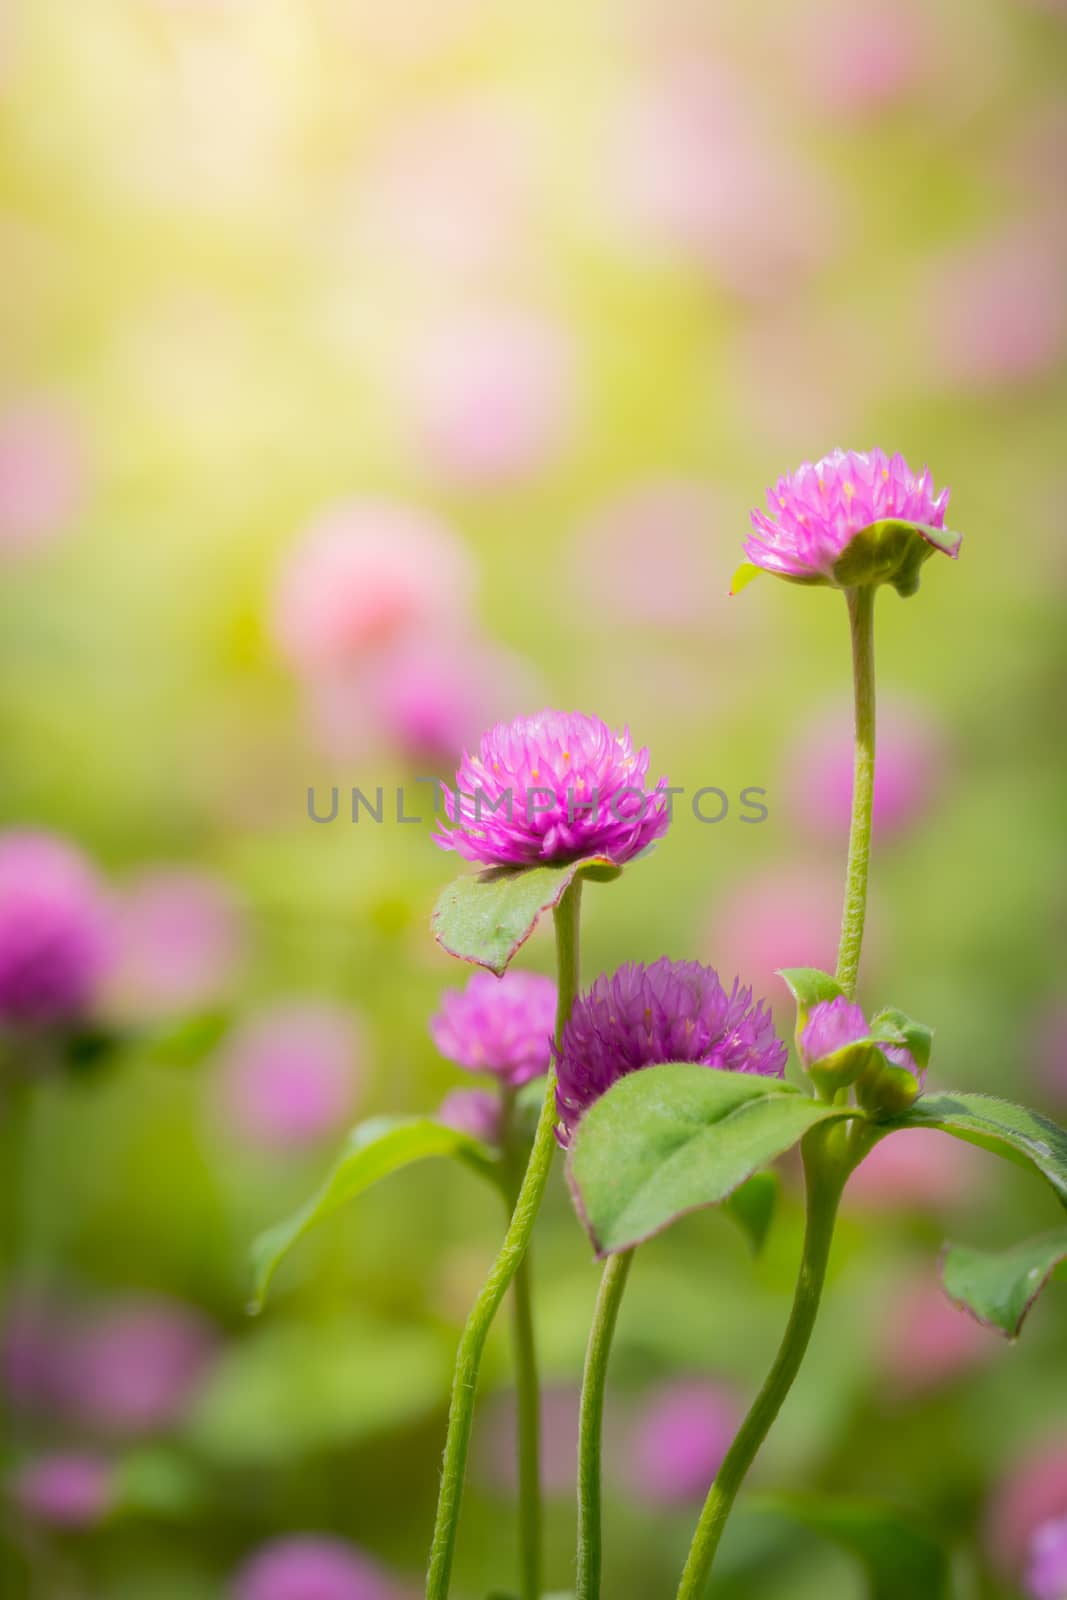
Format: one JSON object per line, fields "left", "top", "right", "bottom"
{"left": 1029, "top": 1518, "right": 1067, "bottom": 1600}
{"left": 743, "top": 447, "right": 957, "bottom": 590}
{"left": 0, "top": 830, "right": 111, "bottom": 1027}
{"left": 12, "top": 1453, "right": 113, "bottom": 1528}
{"left": 233, "top": 1535, "right": 394, "bottom": 1600}
{"left": 799, "top": 995, "right": 869, "bottom": 1064}
{"left": 431, "top": 970, "right": 556, "bottom": 1088}
{"left": 437, "top": 1087, "right": 503, "bottom": 1144}
{"left": 624, "top": 1379, "right": 739, "bottom": 1504}
{"left": 436, "top": 709, "right": 670, "bottom": 868}
{"left": 215, "top": 1002, "right": 363, "bottom": 1151}
{"left": 108, "top": 866, "right": 245, "bottom": 1019}
{"left": 800, "top": 996, "right": 924, "bottom": 1107}
{"left": 554, "top": 957, "right": 786, "bottom": 1145}
{"left": 62, "top": 1296, "right": 217, "bottom": 1436}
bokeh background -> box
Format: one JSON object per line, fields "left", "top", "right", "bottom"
{"left": 1, "top": 0, "right": 1066, "bottom": 1596}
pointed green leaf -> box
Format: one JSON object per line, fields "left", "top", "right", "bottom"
{"left": 870, "top": 1006, "right": 933, "bottom": 1072}
{"left": 777, "top": 967, "right": 844, "bottom": 1017}
{"left": 894, "top": 1092, "right": 1067, "bottom": 1207}
{"left": 729, "top": 561, "right": 764, "bottom": 596}
{"left": 941, "top": 1228, "right": 1067, "bottom": 1339}
{"left": 831, "top": 517, "right": 963, "bottom": 598}
{"left": 432, "top": 856, "right": 621, "bottom": 976}
{"left": 567, "top": 1064, "right": 857, "bottom": 1257}
{"left": 751, "top": 1493, "right": 951, "bottom": 1600}
{"left": 724, "top": 1170, "right": 779, "bottom": 1255}
{"left": 250, "top": 1117, "right": 499, "bottom": 1310}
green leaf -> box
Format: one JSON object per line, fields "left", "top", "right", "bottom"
{"left": 250, "top": 1117, "right": 499, "bottom": 1310}
{"left": 750, "top": 1492, "right": 951, "bottom": 1600}
{"left": 870, "top": 1006, "right": 933, "bottom": 1072}
{"left": 894, "top": 1092, "right": 1067, "bottom": 1207}
{"left": 831, "top": 517, "right": 963, "bottom": 598}
{"left": 941, "top": 1228, "right": 1067, "bottom": 1339}
{"left": 729, "top": 561, "right": 764, "bottom": 595}
{"left": 567, "top": 1065, "right": 856, "bottom": 1257}
{"left": 724, "top": 1170, "right": 779, "bottom": 1255}
{"left": 432, "top": 857, "right": 622, "bottom": 975}
{"left": 777, "top": 967, "right": 844, "bottom": 1020}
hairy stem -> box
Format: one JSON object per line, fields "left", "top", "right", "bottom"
{"left": 836, "top": 585, "right": 876, "bottom": 999}
{"left": 576, "top": 1247, "right": 634, "bottom": 1600}
{"left": 425, "top": 880, "right": 583, "bottom": 1600}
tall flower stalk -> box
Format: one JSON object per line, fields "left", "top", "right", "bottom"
{"left": 576, "top": 1248, "right": 633, "bottom": 1600}
{"left": 836, "top": 584, "right": 876, "bottom": 998}
{"left": 425, "top": 880, "right": 583, "bottom": 1600}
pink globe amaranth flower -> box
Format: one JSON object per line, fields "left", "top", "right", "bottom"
{"left": 879, "top": 1272, "right": 996, "bottom": 1396}
{"left": 1028, "top": 1518, "right": 1067, "bottom": 1600}
{"left": 365, "top": 635, "right": 540, "bottom": 767}
{"left": 12, "top": 1452, "right": 113, "bottom": 1528}
{"left": 430, "top": 970, "right": 556, "bottom": 1088}
{"left": 232, "top": 1535, "right": 395, "bottom": 1600}
{"left": 707, "top": 865, "right": 851, "bottom": 1019}
{"left": 989, "top": 1444, "right": 1067, "bottom": 1577}
{"left": 0, "top": 400, "right": 85, "bottom": 555}
{"left": 0, "top": 830, "right": 112, "bottom": 1028}
{"left": 436, "top": 709, "right": 671, "bottom": 868}
{"left": 407, "top": 308, "right": 575, "bottom": 486}
{"left": 215, "top": 1002, "right": 363, "bottom": 1151}
{"left": 928, "top": 231, "right": 1067, "bottom": 390}
{"left": 799, "top": 996, "right": 868, "bottom": 1065}
{"left": 272, "top": 501, "right": 473, "bottom": 676}
{"left": 744, "top": 447, "right": 955, "bottom": 586}
{"left": 785, "top": 701, "right": 943, "bottom": 843}
{"left": 569, "top": 479, "right": 721, "bottom": 628}
{"left": 844, "top": 1126, "right": 981, "bottom": 1214}
{"left": 623, "top": 1379, "right": 739, "bottom": 1505}
{"left": 554, "top": 958, "right": 786, "bottom": 1145}
{"left": 62, "top": 1296, "right": 217, "bottom": 1436}
{"left": 437, "top": 1088, "right": 502, "bottom": 1144}
{"left": 107, "top": 866, "right": 245, "bottom": 1018}
{"left": 792, "top": 0, "right": 930, "bottom": 120}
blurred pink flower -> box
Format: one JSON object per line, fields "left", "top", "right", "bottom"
{"left": 622, "top": 1379, "right": 739, "bottom": 1504}
{"left": 273, "top": 502, "right": 473, "bottom": 676}
{"left": 792, "top": 0, "right": 930, "bottom": 119}
{"left": 2, "top": 1287, "right": 67, "bottom": 1413}
{"left": 610, "top": 61, "right": 840, "bottom": 297}
{"left": 108, "top": 866, "right": 245, "bottom": 1018}
{"left": 11, "top": 1453, "right": 113, "bottom": 1529}
{"left": 783, "top": 702, "right": 944, "bottom": 843}
{"left": 366, "top": 635, "right": 540, "bottom": 766}
{"left": 479, "top": 1384, "right": 582, "bottom": 1498}
{"left": 407, "top": 309, "right": 575, "bottom": 486}
{"left": 0, "top": 830, "right": 112, "bottom": 1028}
{"left": 569, "top": 480, "right": 720, "bottom": 627}
{"left": 63, "top": 1296, "right": 217, "bottom": 1436}
{"left": 879, "top": 1272, "right": 997, "bottom": 1396}
{"left": 1036, "top": 1001, "right": 1067, "bottom": 1102}
{"left": 706, "top": 865, "right": 850, "bottom": 1018}
{"left": 0, "top": 400, "right": 85, "bottom": 555}
{"left": 989, "top": 1442, "right": 1067, "bottom": 1577}
{"left": 845, "top": 1127, "right": 982, "bottom": 1214}
{"left": 1027, "top": 1517, "right": 1067, "bottom": 1600}
{"left": 928, "top": 232, "right": 1067, "bottom": 390}
{"left": 232, "top": 1534, "right": 395, "bottom": 1600}
{"left": 215, "top": 1002, "right": 364, "bottom": 1151}
{"left": 437, "top": 1088, "right": 502, "bottom": 1145}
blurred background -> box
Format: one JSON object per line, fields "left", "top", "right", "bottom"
{"left": 1, "top": 0, "right": 1066, "bottom": 1596}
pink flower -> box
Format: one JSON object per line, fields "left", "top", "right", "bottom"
{"left": 431, "top": 970, "right": 557, "bottom": 1088}
{"left": 568, "top": 479, "right": 721, "bottom": 627}
{"left": 879, "top": 1272, "right": 998, "bottom": 1396}
{"left": 215, "top": 1002, "right": 364, "bottom": 1151}
{"left": 0, "top": 830, "right": 112, "bottom": 1027}
{"left": 407, "top": 309, "right": 575, "bottom": 486}
{"left": 844, "top": 1127, "right": 981, "bottom": 1214}
{"left": 784, "top": 701, "right": 943, "bottom": 842}
{"left": 623, "top": 1380, "right": 739, "bottom": 1504}
{"left": 62, "top": 1296, "right": 217, "bottom": 1436}
{"left": 437, "top": 1088, "right": 502, "bottom": 1145}
{"left": 791, "top": 0, "right": 930, "bottom": 120}
{"left": 2, "top": 1287, "right": 67, "bottom": 1413}
{"left": 706, "top": 865, "right": 850, "bottom": 1019}
{"left": 232, "top": 1535, "right": 395, "bottom": 1600}
{"left": 927, "top": 232, "right": 1067, "bottom": 390}
{"left": 0, "top": 400, "right": 85, "bottom": 555}
{"left": 1027, "top": 1517, "right": 1067, "bottom": 1600}
{"left": 108, "top": 866, "right": 245, "bottom": 1018}
{"left": 366, "top": 635, "right": 540, "bottom": 766}
{"left": 272, "top": 502, "right": 473, "bottom": 676}
{"left": 12, "top": 1453, "right": 113, "bottom": 1528}
{"left": 989, "top": 1443, "right": 1067, "bottom": 1577}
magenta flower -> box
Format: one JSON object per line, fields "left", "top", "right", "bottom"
{"left": 11, "top": 1453, "right": 113, "bottom": 1528}
{"left": 1028, "top": 1518, "right": 1067, "bottom": 1600}
{"left": 623, "top": 1380, "right": 740, "bottom": 1505}
{"left": 554, "top": 958, "right": 786, "bottom": 1145}
{"left": 0, "top": 830, "right": 112, "bottom": 1027}
{"left": 785, "top": 701, "right": 943, "bottom": 843}
{"left": 437, "top": 1088, "right": 503, "bottom": 1144}
{"left": 743, "top": 447, "right": 957, "bottom": 587}
{"left": 436, "top": 709, "right": 671, "bottom": 868}
{"left": 799, "top": 996, "right": 868, "bottom": 1065}
{"left": 232, "top": 1535, "right": 395, "bottom": 1600}
{"left": 431, "top": 970, "right": 556, "bottom": 1088}
{"left": 108, "top": 866, "right": 245, "bottom": 1018}
{"left": 215, "top": 1002, "right": 364, "bottom": 1151}
{"left": 62, "top": 1296, "right": 217, "bottom": 1436}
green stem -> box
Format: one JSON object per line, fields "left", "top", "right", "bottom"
{"left": 836, "top": 585, "right": 876, "bottom": 999}
{"left": 425, "top": 880, "right": 583, "bottom": 1600}
{"left": 576, "top": 1248, "right": 634, "bottom": 1600}
{"left": 675, "top": 1128, "right": 850, "bottom": 1599}
{"left": 500, "top": 1088, "right": 543, "bottom": 1600}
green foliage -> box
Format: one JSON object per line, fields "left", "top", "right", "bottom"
{"left": 432, "top": 858, "right": 621, "bottom": 975}
{"left": 749, "top": 1493, "right": 951, "bottom": 1600}
{"left": 941, "top": 1227, "right": 1067, "bottom": 1339}
{"left": 895, "top": 1093, "right": 1067, "bottom": 1206}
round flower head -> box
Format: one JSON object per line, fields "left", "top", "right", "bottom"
{"left": 108, "top": 866, "right": 245, "bottom": 1019}
{"left": 989, "top": 1444, "right": 1067, "bottom": 1578}
{"left": 232, "top": 1535, "right": 394, "bottom": 1600}
{"left": 437, "top": 709, "right": 671, "bottom": 867}
{"left": 0, "top": 830, "right": 111, "bottom": 1027}
{"left": 799, "top": 996, "right": 868, "bottom": 1064}
{"left": 437, "top": 1088, "right": 502, "bottom": 1144}
{"left": 62, "top": 1296, "right": 217, "bottom": 1436}
{"left": 743, "top": 447, "right": 959, "bottom": 592}
{"left": 215, "top": 1002, "right": 363, "bottom": 1151}
{"left": 624, "top": 1379, "right": 739, "bottom": 1505}
{"left": 800, "top": 995, "right": 923, "bottom": 1109}
{"left": 1029, "top": 1518, "right": 1067, "bottom": 1600}
{"left": 12, "top": 1452, "right": 113, "bottom": 1529}
{"left": 431, "top": 970, "right": 556, "bottom": 1088}
{"left": 555, "top": 958, "right": 786, "bottom": 1145}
